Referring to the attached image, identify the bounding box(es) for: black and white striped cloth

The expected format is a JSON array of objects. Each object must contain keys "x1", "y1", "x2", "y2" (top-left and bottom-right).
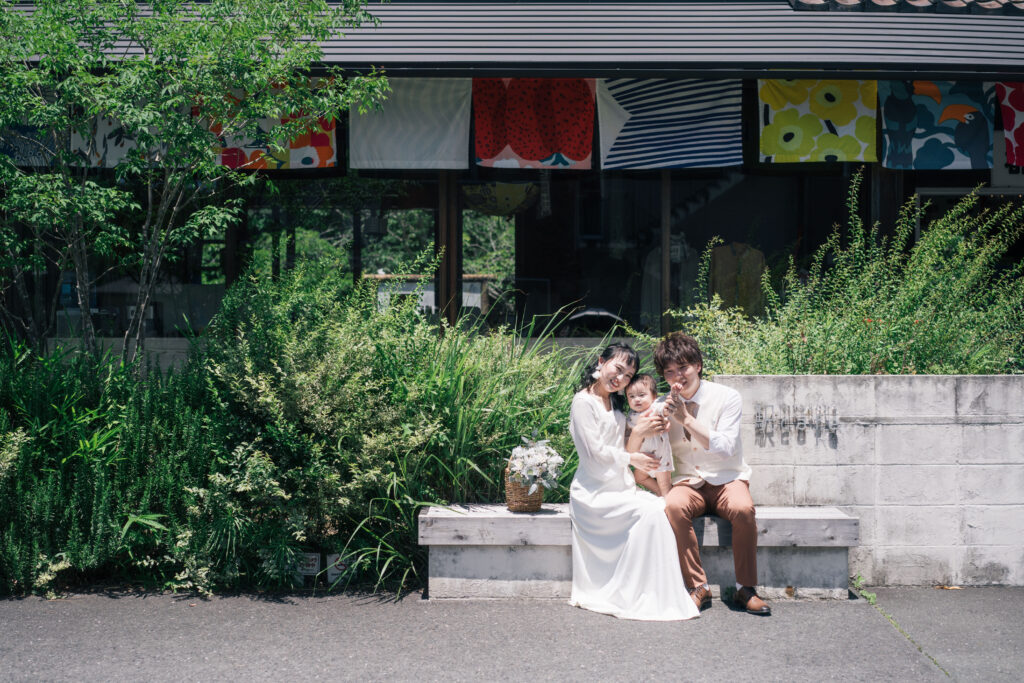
[{"x1": 597, "y1": 79, "x2": 743, "y2": 170}]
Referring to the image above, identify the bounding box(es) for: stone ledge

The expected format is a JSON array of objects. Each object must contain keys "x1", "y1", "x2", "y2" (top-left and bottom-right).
[
  {"x1": 419, "y1": 504, "x2": 859, "y2": 548},
  {"x1": 421, "y1": 504, "x2": 859, "y2": 599}
]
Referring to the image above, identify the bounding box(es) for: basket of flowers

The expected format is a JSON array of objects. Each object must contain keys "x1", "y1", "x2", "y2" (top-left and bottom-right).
[{"x1": 505, "y1": 437, "x2": 564, "y2": 513}]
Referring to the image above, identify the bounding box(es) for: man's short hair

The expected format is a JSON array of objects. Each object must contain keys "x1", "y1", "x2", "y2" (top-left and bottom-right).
[
  {"x1": 653, "y1": 332, "x2": 704, "y2": 378},
  {"x1": 626, "y1": 373, "x2": 658, "y2": 396}
]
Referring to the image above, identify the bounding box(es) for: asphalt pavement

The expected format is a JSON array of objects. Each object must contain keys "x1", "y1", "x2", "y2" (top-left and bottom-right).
[{"x1": 1, "y1": 586, "x2": 1021, "y2": 682}]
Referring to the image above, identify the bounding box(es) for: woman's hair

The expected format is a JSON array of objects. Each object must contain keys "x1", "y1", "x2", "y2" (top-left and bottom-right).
[
  {"x1": 578, "y1": 342, "x2": 640, "y2": 412},
  {"x1": 653, "y1": 332, "x2": 704, "y2": 378}
]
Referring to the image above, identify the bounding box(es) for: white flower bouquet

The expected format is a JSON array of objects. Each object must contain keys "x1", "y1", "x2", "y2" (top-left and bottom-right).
[{"x1": 507, "y1": 437, "x2": 564, "y2": 496}]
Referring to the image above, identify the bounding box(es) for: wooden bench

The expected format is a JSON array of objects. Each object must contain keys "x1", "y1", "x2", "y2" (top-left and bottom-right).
[{"x1": 418, "y1": 504, "x2": 858, "y2": 600}]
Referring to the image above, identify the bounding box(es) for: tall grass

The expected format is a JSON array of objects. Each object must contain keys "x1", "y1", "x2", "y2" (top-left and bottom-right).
[{"x1": 668, "y1": 174, "x2": 1024, "y2": 375}]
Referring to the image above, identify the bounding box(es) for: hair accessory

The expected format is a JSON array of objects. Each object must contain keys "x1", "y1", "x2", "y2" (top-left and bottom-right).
[{"x1": 591, "y1": 369, "x2": 601, "y2": 380}]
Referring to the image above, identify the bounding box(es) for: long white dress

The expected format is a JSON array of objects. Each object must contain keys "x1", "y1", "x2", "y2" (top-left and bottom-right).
[{"x1": 568, "y1": 390, "x2": 699, "y2": 621}]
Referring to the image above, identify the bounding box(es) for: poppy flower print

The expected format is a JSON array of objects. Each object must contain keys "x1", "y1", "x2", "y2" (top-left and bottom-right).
[
  {"x1": 759, "y1": 80, "x2": 877, "y2": 163},
  {"x1": 995, "y1": 82, "x2": 1024, "y2": 166},
  {"x1": 474, "y1": 78, "x2": 595, "y2": 170}
]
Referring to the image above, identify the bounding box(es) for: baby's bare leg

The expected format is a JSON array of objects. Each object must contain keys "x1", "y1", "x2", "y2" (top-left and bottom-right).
[
  {"x1": 655, "y1": 471, "x2": 673, "y2": 497},
  {"x1": 633, "y1": 468, "x2": 661, "y2": 495}
]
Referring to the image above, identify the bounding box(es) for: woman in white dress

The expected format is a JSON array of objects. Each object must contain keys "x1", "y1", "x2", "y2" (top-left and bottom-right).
[{"x1": 568, "y1": 343, "x2": 699, "y2": 621}]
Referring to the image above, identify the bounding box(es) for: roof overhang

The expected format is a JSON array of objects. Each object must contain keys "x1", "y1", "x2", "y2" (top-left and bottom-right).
[{"x1": 320, "y1": 0, "x2": 1024, "y2": 79}]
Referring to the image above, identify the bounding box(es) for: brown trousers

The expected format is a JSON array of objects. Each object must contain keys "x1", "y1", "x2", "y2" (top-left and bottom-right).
[{"x1": 664, "y1": 479, "x2": 757, "y2": 589}]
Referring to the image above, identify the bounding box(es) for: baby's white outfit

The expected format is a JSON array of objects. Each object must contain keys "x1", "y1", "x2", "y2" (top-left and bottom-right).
[{"x1": 626, "y1": 401, "x2": 673, "y2": 473}]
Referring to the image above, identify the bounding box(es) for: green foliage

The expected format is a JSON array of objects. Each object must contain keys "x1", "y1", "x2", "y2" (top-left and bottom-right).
[
  {"x1": 195, "y1": 252, "x2": 581, "y2": 592},
  {"x1": 0, "y1": 337, "x2": 226, "y2": 595},
  {"x1": 463, "y1": 212, "x2": 515, "y2": 281},
  {"x1": 852, "y1": 573, "x2": 876, "y2": 604},
  {"x1": 0, "y1": 252, "x2": 583, "y2": 596},
  {"x1": 361, "y1": 209, "x2": 436, "y2": 275},
  {"x1": 0, "y1": 0, "x2": 388, "y2": 356},
  {"x1": 669, "y1": 174, "x2": 1024, "y2": 375}
]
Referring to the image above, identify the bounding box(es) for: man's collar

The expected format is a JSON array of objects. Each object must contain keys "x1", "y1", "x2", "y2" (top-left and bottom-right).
[{"x1": 686, "y1": 379, "x2": 706, "y2": 404}]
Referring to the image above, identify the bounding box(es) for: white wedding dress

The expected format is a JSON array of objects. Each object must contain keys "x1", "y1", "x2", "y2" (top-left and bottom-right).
[{"x1": 568, "y1": 390, "x2": 699, "y2": 621}]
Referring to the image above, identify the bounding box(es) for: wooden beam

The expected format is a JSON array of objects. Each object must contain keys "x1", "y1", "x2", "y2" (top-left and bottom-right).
[
  {"x1": 224, "y1": 196, "x2": 250, "y2": 287},
  {"x1": 436, "y1": 171, "x2": 461, "y2": 327},
  {"x1": 871, "y1": 165, "x2": 904, "y2": 233},
  {"x1": 660, "y1": 169, "x2": 671, "y2": 335},
  {"x1": 351, "y1": 209, "x2": 362, "y2": 287}
]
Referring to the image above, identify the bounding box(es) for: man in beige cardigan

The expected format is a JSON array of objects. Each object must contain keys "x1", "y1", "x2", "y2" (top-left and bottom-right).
[{"x1": 655, "y1": 332, "x2": 771, "y2": 616}]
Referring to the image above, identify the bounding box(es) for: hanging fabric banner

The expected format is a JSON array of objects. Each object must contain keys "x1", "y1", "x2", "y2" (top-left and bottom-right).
[
  {"x1": 219, "y1": 119, "x2": 335, "y2": 170},
  {"x1": 349, "y1": 78, "x2": 470, "y2": 170},
  {"x1": 880, "y1": 81, "x2": 995, "y2": 170},
  {"x1": 474, "y1": 78, "x2": 595, "y2": 170},
  {"x1": 996, "y1": 82, "x2": 1024, "y2": 167},
  {"x1": 758, "y1": 79, "x2": 877, "y2": 163},
  {"x1": 70, "y1": 116, "x2": 137, "y2": 168},
  {"x1": 211, "y1": 102, "x2": 337, "y2": 170},
  {"x1": 0, "y1": 125, "x2": 60, "y2": 167},
  {"x1": 597, "y1": 79, "x2": 742, "y2": 169}
]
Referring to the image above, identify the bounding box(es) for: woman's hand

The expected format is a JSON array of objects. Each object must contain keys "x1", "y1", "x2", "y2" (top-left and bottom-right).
[
  {"x1": 631, "y1": 411, "x2": 667, "y2": 439},
  {"x1": 629, "y1": 451, "x2": 661, "y2": 473}
]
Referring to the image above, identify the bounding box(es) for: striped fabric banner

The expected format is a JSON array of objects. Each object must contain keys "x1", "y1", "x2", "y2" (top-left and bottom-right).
[
  {"x1": 597, "y1": 79, "x2": 743, "y2": 169},
  {"x1": 350, "y1": 78, "x2": 471, "y2": 169}
]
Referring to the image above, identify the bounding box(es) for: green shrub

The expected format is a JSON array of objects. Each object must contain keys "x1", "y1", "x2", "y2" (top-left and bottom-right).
[
  {"x1": 669, "y1": 174, "x2": 1024, "y2": 375},
  {"x1": 1, "y1": 260, "x2": 585, "y2": 595},
  {"x1": 192, "y1": 255, "x2": 583, "y2": 592},
  {"x1": 0, "y1": 340, "x2": 222, "y2": 595}
]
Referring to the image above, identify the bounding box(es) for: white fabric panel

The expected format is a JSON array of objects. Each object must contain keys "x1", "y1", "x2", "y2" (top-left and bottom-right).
[{"x1": 349, "y1": 78, "x2": 471, "y2": 169}]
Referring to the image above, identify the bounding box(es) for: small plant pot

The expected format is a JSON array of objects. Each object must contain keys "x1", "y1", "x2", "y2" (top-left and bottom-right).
[{"x1": 505, "y1": 467, "x2": 543, "y2": 513}]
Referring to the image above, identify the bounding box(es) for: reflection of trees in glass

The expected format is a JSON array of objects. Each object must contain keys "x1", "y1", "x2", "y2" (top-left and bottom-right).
[
  {"x1": 235, "y1": 176, "x2": 401, "y2": 281},
  {"x1": 361, "y1": 209, "x2": 434, "y2": 274},
  {"x1": 228, "y1": 179, "x2": 516, "y2": 317},
  {"x1": 463, "y1": 212, "x2": 513, "y2": 283},
  {"x1": 463, "y1": 212, "x2": 515, "y2": 318}
]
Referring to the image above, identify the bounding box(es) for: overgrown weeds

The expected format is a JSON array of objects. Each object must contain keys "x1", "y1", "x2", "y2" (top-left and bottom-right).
[{"x1": 664, "y1": 173, "x2": 1024, "y2": 375}]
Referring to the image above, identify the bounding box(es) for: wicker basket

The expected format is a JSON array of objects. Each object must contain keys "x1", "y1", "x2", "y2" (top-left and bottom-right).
[{"x1": 505, "y1": 467, "x2": 543, "y2": 513}]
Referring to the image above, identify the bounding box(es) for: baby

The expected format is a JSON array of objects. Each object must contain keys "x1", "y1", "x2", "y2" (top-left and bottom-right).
[{"x1": 625, "y1": 373, "x2": 674, "y2": 496}]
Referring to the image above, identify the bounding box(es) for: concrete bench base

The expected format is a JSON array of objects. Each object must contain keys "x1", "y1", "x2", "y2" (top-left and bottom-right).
[{"x1": 419, "y1": 504, "x2": 858, "y2": 600}]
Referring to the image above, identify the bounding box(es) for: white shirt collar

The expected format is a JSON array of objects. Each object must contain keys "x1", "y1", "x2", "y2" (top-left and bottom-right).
[{"x1": 686, "y1": 379, "x2": 707, "y2": 405}]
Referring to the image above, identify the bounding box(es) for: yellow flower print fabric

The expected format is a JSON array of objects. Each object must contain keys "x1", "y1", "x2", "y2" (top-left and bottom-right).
[{"x1": 759, "y1": 80, "x2": 878, "y2": 163}]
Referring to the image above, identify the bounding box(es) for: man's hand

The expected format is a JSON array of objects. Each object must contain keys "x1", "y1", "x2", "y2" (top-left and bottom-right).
[{"x1": 663, "y1": 382, "x2": 686, "y2": 422}]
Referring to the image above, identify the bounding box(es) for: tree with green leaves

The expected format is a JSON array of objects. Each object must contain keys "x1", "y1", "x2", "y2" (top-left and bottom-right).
[{"x1": 0, "y1": 0, "x2": 388, "y2": 360}]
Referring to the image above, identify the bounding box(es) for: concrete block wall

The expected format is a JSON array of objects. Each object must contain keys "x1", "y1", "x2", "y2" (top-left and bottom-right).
[
  {"x1": 48, "y1": 337, "x2": 192, "y2": 372},
  {"x1": 718, "y1": 375, "x2": 1024, "y2": 586}
]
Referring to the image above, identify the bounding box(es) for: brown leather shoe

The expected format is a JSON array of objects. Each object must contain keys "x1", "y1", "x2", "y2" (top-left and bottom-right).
[
  {"x1": 689, "y1": 584, "x2": 712, "y2": 611},
  {"x1": 735, "y1": 586, "x2": 771, "y2": 615}
]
